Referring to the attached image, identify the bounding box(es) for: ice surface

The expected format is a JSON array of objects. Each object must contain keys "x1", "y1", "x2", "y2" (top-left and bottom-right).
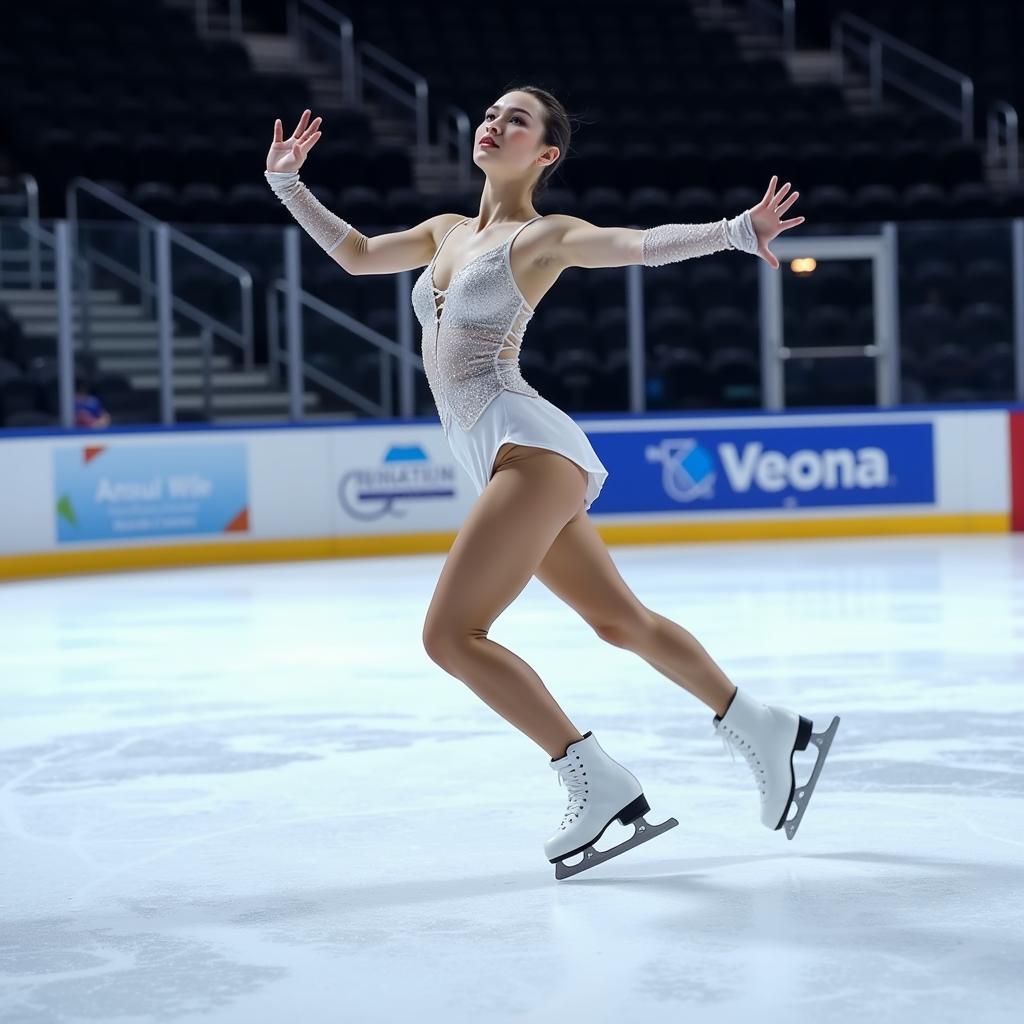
[{"x1": 1, "y1": 534, "x2": 1021, "y2": 1023}]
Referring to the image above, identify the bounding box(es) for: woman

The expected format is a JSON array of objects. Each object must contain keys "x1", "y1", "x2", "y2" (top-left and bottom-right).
[{"x1": 263, "y1": 87, "x2": 839, "y2": 878}]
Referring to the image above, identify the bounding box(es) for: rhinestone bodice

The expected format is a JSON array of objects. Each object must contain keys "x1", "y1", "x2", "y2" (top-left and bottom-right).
[{"x1": 411, "y1": 216, "x2": 542, "y2": 435}]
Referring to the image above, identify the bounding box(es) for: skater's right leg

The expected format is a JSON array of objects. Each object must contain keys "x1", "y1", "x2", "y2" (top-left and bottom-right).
[
  {"x1": 421, "y1": 443, "x2": 589, "y2": 761},
  {"x1": 533, "y1": 509, "x2": 737, "y2": 716}
]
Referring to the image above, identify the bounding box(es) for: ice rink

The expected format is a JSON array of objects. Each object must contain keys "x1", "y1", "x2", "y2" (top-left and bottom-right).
[{"x1": 1, "y1": 533, "x2": 1022, "y2": 1023}]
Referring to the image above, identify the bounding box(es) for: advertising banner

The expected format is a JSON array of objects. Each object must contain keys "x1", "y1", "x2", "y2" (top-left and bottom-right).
[
  {"x1": 53, "y1": 442, "x2": 249, "y2": 543},
  {"x1": 1011, "y1": 412, "x2": 1024, "y2": 532},
  {"x1": 592, "y1": 422, "x2": 936, "y2": 513}
]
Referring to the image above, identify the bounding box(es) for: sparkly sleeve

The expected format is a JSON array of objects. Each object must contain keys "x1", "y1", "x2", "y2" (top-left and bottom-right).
[
  {"x1": 264, "y1": 170, "x2": 354, "y2": 255},
  {"x1": 641, "y1": 209, "x2": 759, "y2": 267}
]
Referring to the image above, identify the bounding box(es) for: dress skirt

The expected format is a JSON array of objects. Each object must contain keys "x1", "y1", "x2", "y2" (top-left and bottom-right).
[{"x1": 445, "y1": 390, "x2": 609, "y2": 512}]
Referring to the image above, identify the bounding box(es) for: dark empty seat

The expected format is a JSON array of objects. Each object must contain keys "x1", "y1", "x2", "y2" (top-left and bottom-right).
[
  {"x1": 4, "y1": 408, "x2": 57, "y2": 427},
  {"x1": 804, "y1": 185, "x2": 853, "y2": 224},
  {"x1": 971, "y1": 343, "x2": 1013, "y2": 396},
  {"x1": 963, "y1": 260, "x2": 1011, "y2": 305},
  {"x1": 902, "y1": 303, "x2": 957, "y2": 356},
  {"x1": 655, "y1": 346, "x2": 714, "y2": 408},
  {"x1": 1, "y1": 377, "x2": 40, "y2": 415},
  {"x1": 903, "y1": 184, "x2": 946, "y2": 219},
  {"x1": 700, "y1": 306, "x2": 756, "y2": 353},
  {"x1": 957, "y1": 302, "x2": 1011, "y2": 348},
  {"x1": 647, "y1": 307, "x2": 698, "y2": 356}
]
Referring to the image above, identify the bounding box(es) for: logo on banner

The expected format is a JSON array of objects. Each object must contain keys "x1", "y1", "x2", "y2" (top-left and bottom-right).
[
  {"x1": 338, "y1": 443, "x2": 458, "y2": 520},
  {"x1": 645, "y1": 439, "x2": 717, "y2": 502},
  {"x1": 646, "y1": 438, "x2": 891, "y2": 502},
  {"x1": 633, "y1": 423, "x2": 933, "y2": 511}
]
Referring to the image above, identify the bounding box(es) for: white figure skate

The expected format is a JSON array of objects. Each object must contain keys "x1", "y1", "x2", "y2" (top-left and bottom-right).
[
  {"x1": 714, "y1": 688, "x2": 840, "y2": 839},
  {"x1": 546, "y1": 731, "x2": 678, "y2": 879}
]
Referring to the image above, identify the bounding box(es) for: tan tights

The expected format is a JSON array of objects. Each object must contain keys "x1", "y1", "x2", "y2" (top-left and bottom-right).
[{"x1": 422, "y1": 442, "x2": 738, "y2": 761}]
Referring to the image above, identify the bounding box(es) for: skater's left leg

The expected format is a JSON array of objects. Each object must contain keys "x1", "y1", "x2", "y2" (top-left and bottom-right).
[
  {"x1": 422, "y1": 443, "x2": 589, "y2": 760},
  {"x1": 533, "y1": 509, "x2": 737, "y2": 716}
]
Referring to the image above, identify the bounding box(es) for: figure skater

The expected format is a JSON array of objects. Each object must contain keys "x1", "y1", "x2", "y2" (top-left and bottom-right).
[{"x1": 263, "y1": 87, "x2": 840, "y2": 878}]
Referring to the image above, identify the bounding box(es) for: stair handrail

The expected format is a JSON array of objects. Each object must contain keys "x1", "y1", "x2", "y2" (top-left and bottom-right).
[
  {"x1": 987, "y1": 100, "x2": 1021, "y2": 185},
  {"x1": 438, "y1": 106, "x2": 472, "y2": 191},
  {"x1": 355, "y1": 41, "x2": 429, "y2": 154},
  {"x1": 0, "y1": 174, "x2": 42, "y2": 288},
  {"x1": 287, "y1": 0, "x2": 358, "y2": 106},
  {"x1": 267, "y1": 276, "x2": 421, "y2": 417},
  {"x1": 194, "y1": 0, "x2": 243, "y2": 38},
  {"x1": 65, "y1": 178, "x2": 255, "y2": 371},
  {"x1": 832, "y1": 11, "x2": 974, "y2": 141},
  {"x1": 287, "y1": 0, "x2": 429, "y2": 153}
]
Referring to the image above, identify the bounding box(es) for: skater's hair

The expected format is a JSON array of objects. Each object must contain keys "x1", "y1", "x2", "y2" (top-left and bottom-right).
[{"x1": 503, "y1": 84, "x2": 575, "y2": 199}]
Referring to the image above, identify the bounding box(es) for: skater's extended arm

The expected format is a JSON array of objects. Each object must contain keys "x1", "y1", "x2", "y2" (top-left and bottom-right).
[
  {"x1": 264, "y1": 109, "x2": 460, "y2": 277},
  {"x1": 546, "y1": 175, "x2": 805, "y2": 272}
]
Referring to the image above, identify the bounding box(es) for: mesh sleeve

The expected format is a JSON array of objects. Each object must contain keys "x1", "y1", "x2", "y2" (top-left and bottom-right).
[
  {"x1": 641, "y1": 209, "x2": 758, "y2": 267},
  {"x1": 264, "y1": 170, "x2": 354, "y2": 255}
]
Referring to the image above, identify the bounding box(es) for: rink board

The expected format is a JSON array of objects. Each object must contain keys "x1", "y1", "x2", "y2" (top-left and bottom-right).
[{"x1": 0, "y1": 405, "x2": 1016, "y2": 580}]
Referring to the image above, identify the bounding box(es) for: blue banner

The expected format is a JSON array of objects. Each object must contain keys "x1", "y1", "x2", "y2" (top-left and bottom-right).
[
  {"x1": 593, "y1": 423, "x2": 935, "y2": 512},
  {"x1": 54, "y1": 442, "x2": 250, "y2": 543}
]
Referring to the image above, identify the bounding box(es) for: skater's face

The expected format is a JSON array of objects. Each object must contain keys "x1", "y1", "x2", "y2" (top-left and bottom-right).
[{"x1": 474, "y1": 91, "x2": 559, "y2": 185}]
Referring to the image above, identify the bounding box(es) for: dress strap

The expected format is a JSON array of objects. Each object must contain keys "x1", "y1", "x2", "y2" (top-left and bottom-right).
[
  {"x1": 432, "y1": 217, "x2": 469, "y2": 263},
  {"x1": 505, "y1": 214, "x2": 543, "y2": 249}
]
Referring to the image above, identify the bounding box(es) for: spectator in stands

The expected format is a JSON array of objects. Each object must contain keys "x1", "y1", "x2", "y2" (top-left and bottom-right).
[{"x1": 74, "y1": 375, "x2": 111, "y2": 429}]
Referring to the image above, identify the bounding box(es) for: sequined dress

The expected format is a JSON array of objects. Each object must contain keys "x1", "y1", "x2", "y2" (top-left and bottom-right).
[{"x1": 411, "y1": 216, "x2": 608, "y2": 511}]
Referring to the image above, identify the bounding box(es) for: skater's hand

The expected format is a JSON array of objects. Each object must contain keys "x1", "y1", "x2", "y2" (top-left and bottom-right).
[
  {"x1": 266, "y1": 109, "x2": 322, "y2": 173},
  {"x1": 748, "y1": 175, "x2": 805, "y2": 270}
]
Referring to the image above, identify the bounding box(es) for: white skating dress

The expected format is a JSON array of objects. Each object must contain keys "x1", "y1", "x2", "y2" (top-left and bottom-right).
[{"x1": 411, "y1": 216, "x2": 609, "y2": 511}]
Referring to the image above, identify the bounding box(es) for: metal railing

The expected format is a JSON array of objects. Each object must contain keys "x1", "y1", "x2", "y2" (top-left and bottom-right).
[
  {"x1": 988, "y1": 100, "x2": 1021, "y2": 185},
  {"x1": 266, "y1": 227, "x2": 419, "y2": 420},
  {"x1": 759, "y1": 227, "x2": 902, "y2": 409},
  {"x1": 355, "y1": 42, "x2": 430, "y2": 154},
  {"x1": 0, "y1": 174, "x2": 42, "y2": 288},
  {"x1": 438, "y1": 105, "x2": 473, "y2": 191},
  {"x1": 66, "y1": 178, "x2": 254, "y2": 371},
  {"x1": 288, "y1": 0, "x2": 357, "y2": 105},
  {"x1": 832, "y1": 12, "x2": 974, "y2": 142},
  {"x1": 287, "y1": 0, "x2": 429, "y2": 154},
  {"x1": 8, "y1": 214, "x2": 1024, "y2": 427},
  {"x1": 194, "y1": 0, "x2": 243, "y2": 38}
]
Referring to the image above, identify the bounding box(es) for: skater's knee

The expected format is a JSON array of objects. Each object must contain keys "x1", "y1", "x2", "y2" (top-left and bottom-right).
[
  {"x1": 592, "y1": 604, "x2": 656, "y2": 649},
  {"x1": 422, "y1": 620, "x2": 485, "y2": 670}
]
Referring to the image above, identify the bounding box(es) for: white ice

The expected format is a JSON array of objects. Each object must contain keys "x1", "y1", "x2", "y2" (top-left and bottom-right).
[{"x1": 1, "y1": 534, "x2": 1022, "y2": 1023}]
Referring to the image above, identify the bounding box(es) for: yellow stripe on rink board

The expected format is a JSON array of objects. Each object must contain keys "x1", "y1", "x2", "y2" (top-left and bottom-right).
[{"x1": 0, "y1": 512, "x2": 1010, "y2": 582}]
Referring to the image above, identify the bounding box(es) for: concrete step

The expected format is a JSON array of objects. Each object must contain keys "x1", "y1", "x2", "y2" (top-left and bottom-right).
[
  {"x1": 6, "y1": 303, "x2": 145, "y2": 320},
  {"x1": 243, "y1": 32, "x2": 303, "y2": 66},
  {"x1": 22, "y1": 320, "x2": 164, "y2": 338},
  {"x1": 0, "y1": 288, "x2": 119, "y2": 302},
  {"x1": 785, "y1": 49, "x2": 842, "y2": 81},
  {"x1": 86, "y1": 337, "x2": 207, "y2": 355},
  {"x1": 102, "y1": 354, "x2": 234, "y2": 373},
  {"x1": 211, "y1": 409, "x2": 354, "y2": 423},
  {"x1": 175, "y1": 390, "x2": 321, "y2": 412},
  {"x1": 129, "y1": 370, "x2": 272, "y2": 390}
]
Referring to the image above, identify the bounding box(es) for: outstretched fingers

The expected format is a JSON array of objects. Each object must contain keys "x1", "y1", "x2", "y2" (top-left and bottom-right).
[
  {"x1": 292, "y1": 109, "x2": 311, "y2": 139},
  {"x1": 775, "y1": 189, "x2": 799, "y2": 214}
]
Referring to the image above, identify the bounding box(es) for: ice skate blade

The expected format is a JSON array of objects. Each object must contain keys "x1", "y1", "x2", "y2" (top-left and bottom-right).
[
  {"x1": 553, "y1": 814, "x2": 679, "y2": 880},
  {"x1": 783, "y1": 715, "x2": 840, "y2": 840}
]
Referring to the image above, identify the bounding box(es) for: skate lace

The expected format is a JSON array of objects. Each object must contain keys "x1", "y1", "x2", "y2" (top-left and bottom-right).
[
  {"x1": 556, "y1": 763, "x2": 589, "y2": 829},
  {"x1": 717, "y1": 724, "x2": 768, "y2": 800}
]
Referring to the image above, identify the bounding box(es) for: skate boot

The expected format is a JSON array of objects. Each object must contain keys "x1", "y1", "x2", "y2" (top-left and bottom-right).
[
  {"x1": 545, "y1": 731, "x2": 678, "y2": 880},
  {"x1": 714, "y1": 688, "x2": 840, "y2": 839}
]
